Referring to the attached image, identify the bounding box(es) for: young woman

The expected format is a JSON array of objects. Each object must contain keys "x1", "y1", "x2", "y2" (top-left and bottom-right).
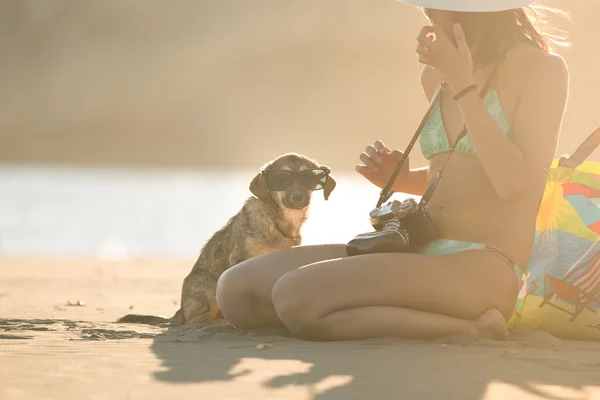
[{"x1": 215, "y1": 0, "x2": 570, "y2": 341}]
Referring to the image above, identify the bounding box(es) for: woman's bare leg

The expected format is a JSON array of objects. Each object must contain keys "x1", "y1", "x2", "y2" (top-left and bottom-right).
[
  {"x1": 310, "y1": 306, "x2": 507, "y2": 341},
  {"x1": 216, "y1": 244, "x2": 347, "y2": 328},
  {"x1": 270, "y1": 250, "x2": 518, "y2": 341}
]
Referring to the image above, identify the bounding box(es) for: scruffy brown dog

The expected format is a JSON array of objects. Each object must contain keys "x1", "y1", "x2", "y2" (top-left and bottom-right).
[{"x1": 117, "y1": 153, "x2": 335, "y2": 326}]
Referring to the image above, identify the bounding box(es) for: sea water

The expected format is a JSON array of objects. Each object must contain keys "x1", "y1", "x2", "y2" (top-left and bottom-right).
[{"x1": 0, "y1": 164, "x2": 400, "y2": 259}]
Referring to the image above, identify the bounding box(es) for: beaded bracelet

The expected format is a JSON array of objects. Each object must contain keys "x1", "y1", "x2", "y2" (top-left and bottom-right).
[{"x1": 453, "y1": 83, "x2": 478, "y2": 101}]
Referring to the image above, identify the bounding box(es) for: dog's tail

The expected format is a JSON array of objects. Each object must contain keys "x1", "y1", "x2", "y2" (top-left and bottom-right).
[{"x1": 116, "y1": 309, "x2": 186, "y2": 326}]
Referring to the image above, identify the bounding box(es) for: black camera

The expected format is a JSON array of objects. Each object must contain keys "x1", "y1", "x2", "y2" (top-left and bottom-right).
[{"x1": 346, "y1": 198, "x2": 438, "y2": 256}]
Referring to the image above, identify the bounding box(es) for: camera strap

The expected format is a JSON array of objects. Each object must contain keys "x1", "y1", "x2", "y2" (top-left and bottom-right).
[
  {"x1": 376, "y1": 62, "x2": 502, "y2": 209},
  {"x1": 375, "y1": 85, "x2": 441, "y2": 208}
]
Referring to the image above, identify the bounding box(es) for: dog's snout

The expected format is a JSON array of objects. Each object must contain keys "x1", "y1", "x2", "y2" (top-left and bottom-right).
[
  {"x1": 291, "y1": 193, "x2": 305, "y2": 204},
  {"x1": 281, "y1": 188, "x2": 310, "y2": 210}
]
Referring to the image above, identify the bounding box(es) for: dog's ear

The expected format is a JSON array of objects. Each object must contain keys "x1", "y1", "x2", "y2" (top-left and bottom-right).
[
  {"x1": 250, "y1": 171, "x2": 270, "y2": 201},
  {"x1": 323, "y1": 173, "x2": 337, "y2": 201}
]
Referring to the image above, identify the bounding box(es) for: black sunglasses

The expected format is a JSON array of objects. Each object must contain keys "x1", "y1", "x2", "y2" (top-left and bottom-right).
[{"x1": 260, "y1": 167, "x2": 331, "y2": 191}]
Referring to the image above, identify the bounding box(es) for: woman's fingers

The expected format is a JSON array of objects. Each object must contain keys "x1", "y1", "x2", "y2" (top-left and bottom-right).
[
  {"x1": 359, "y1": 152, "x2": 379, "y2": 171},
  {"x1": 357, "y1": 146, "x2": 407, "y2": 184},
  {"x1": 358, "y1": 141, "x2": 395, "y2": 175},
  {"x1": 365, "y1": 145, "x2": 382, "y2": 163},
  {"x1": 373, "y1": 140, "x2": 389, "y2": 154},
  {"x1": 378, "y1": 150, "x2": 405, "y2": 173},
  {"x1": 452, "y1": 23, "x2": 471, "y2": 57},
  {"x1": 432, "y1": 24, "x2": 452, "y2": 47},
  {"x1": 355, "y1": 164, "x2": 372, "y2": 176}
]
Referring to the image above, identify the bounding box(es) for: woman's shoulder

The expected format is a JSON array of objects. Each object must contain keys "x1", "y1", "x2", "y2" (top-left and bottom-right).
[{"x1": 510, "y1": 43, "x2": 569, "y2": 87}]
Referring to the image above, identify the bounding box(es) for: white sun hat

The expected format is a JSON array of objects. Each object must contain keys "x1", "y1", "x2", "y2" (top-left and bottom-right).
[{"x1": 399, "y1": 0, "x2": 534, "y2": 12}]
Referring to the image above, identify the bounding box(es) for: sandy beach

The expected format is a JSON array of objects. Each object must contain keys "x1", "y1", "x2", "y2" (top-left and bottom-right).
[
  {"x1": 1, "y1": 257, "x2": 599, "y2": 400},
  {"x1": 2, "y1": 1, "x2": 600, "y2": 398}
]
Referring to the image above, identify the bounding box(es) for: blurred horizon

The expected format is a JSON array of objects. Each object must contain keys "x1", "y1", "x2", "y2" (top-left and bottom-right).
[{"x1": 0, "y1": 0, "x2": 598, "y2": 173}]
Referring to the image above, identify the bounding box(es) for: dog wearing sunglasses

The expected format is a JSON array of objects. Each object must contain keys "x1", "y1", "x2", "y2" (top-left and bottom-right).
[{"x1": 117, "y1": 153, "x2": 335, "y2": 326}]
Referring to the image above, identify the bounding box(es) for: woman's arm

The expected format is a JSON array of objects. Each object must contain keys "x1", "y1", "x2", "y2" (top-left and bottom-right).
[
  {"x1": 455, "y1": 53, "x2": 569, "y2": 198},
  {"x1": 417, "y1": 24, "x2": 569, "y2": 199},
  {"x1": 357, "y1": 144, "x2": 430, "y2": 197},
  {"x1": 399, "y1": 167, "x2": 429, "y2": 196}
]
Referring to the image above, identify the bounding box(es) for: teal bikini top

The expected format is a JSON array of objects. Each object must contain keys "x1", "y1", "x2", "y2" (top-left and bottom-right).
[{"x1": 419, "y1": 86, "x2": 512, "y2": 160}]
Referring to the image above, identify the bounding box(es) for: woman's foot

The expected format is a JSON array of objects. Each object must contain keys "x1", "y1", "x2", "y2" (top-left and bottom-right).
[{"x1": 473, "y1": 309, "x2": 508, "y2": 340}]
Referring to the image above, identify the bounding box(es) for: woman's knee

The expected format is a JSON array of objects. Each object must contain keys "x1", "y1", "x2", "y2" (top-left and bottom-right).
[
  {"x1": 271, "y1": 272, "x2": 330, "y2": 339},
  {"x1": 216, "y1": 265, "x2": 259, "y2": 326}
]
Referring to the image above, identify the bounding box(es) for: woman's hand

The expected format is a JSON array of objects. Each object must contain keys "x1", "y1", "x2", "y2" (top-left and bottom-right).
[
  {"x1": 356, "y1": 141, "x2": 408, "y2": 191},
  {"x1": 416, "y1": 24, "x2": 475, "y2": 94}
]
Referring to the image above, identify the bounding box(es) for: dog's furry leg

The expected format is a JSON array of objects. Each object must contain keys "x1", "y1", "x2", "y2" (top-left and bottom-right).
[
  {"x1": 180, "y1": 268, "x2": 222, "y2": 324},
  {"x1": 178, "y1": 245, "x2": 250, "y2": 325}
]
